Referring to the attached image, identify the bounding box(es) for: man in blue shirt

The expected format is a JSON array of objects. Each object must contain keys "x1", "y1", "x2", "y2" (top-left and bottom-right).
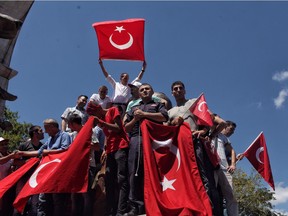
[{"x1": 37, "y1": 118, "x2": 71, "y2": 216}]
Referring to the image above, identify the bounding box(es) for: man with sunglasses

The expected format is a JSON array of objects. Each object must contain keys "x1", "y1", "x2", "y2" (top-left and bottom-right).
[{"x1": 168, "y1": 81, "x2": 221, "y2": 216}]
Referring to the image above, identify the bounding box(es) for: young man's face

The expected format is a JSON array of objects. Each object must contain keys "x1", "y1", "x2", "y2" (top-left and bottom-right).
[
  {"x1": 98, "y1": 87, "x2": 108, "y2": 99},
  {"x1": 35, "y1": 128, "x2": 44, "y2": 140},
  {"x1": 172, "y1": 84, "x2": 186, "y2": 99},
  {"x1": 130, "y1": 86, "x2": 139, "y2": 97},
  {"x1": 223, "y1": 125, "x2": 236, "y2": 137},
  {"x1": 68, "y1": 122, "x2": 77, "y2": 132},
  {"x1": 77, "y1": 96, "x2": 87, "y2": 108}
]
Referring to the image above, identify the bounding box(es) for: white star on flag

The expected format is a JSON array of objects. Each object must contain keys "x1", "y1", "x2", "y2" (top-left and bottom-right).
[
  {"x1": 115, "y1": 26, "x2": 125, "y2": 33},
  {"x1": 161, "y1": 176, "x2": 176, "y2": 191}
]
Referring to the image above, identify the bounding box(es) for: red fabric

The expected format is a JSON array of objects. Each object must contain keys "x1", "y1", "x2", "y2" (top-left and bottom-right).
[
  {"x1": 200, "y1": 138, "x2": 220, "y2": 169},
  {"x1": 86, "y1": 101, "x2": 102, "y2": 116},
  {"x1": 190, "y1": 94, "x2": 213, "y2": 127},
  {"x1": 243, "y1": 132, "x2": 275, "y2": 190},
  {"x1": 0, "y1": 157, "x2": 39, "y2": 199},
  {"x1": 13, "y1": 117, "x2": 95, "y2": 213},
  {"x1": 141, "y1": 120, "x2": 212, "y2": 216},
  {"x1": 103, "y1": 107, "x2": 129, "y2": 154},
  {"x1": 93, "y1": 18, "x2": 145, "y2": 61}
]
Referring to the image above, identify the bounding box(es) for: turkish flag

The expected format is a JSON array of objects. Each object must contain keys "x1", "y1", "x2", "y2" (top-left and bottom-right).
[
  {"x1": 13, "y1": 117, "x2": 95, "y2": 213},
  {"x1": 141, "y1": 120, "x2": 212, "y2": 216},
  {"x1": 92, "y1": 18, "x2": 145, "y2": 61},
  {"x1": 200, "y1": 137, "x2": 220, "y2": 169},
  {"x1": 243, "y1": 132, "x2": 275, "y2": 190},
  {"x1": 0, "y1": 157, "x2": 39, "y2": 198},
  {"x1": 189, "y1": 93, "x2": 213, "y2": 127}
]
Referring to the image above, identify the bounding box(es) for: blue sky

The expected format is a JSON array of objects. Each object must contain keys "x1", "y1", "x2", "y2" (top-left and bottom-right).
[{"x1": 7, "y1": 1, "x2": 288, "y2": 214}]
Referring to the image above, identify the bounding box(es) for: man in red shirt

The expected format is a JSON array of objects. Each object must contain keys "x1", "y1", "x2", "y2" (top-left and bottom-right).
[{"x1": 87, "y1": 102, "x2": 130, "y2": 216}]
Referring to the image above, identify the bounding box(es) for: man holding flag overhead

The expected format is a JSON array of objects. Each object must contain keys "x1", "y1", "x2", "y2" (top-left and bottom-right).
[
  {"x1": 168, "y1": 81, "x2": 221, "y2": 216},
  {"x1": 93, "y1": 18, "x2": 146, "y2": 112}
]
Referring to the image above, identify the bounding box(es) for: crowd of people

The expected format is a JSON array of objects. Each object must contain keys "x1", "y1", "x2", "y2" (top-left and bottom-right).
[{"x1": 0, "y1": 60, "x2": 240, "y2": 216}]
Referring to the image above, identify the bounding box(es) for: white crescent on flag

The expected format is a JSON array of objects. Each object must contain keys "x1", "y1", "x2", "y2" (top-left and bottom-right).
[
  {"x1": 256, "y1": 147, "x2": 264, "y2": 164},
  {"x1": 152, "y1": 138, "x2": 181, "y2": 171},
  {"x1": 197, "y1": 101, "x2": 207, "y2": 112},
  {"x1": 29, "y1": 158, "x2": 61, "y2": 188},
  {"x1": 109, "y1": 26, "x2": 133, "y2": 50}
]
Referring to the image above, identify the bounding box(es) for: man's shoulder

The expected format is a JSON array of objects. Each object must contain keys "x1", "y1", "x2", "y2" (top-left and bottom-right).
[
  {"x1": 128, "y1": 98, "x2": 141, "y2": 106},
  {"x1": 218, "y1": 133, "x2": 230, "y2": 143},
  {"x1": 18, "y1": 140, "x2": 31, "y2": 150},
  {"x1": 90, "y1": 94, "x2": 100, "y2": 100}
]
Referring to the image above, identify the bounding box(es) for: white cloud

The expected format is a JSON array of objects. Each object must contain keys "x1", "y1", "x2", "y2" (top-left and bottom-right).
[
  {"x1": 272, "y1": 182, "x2": 288, "y2": 205},
  {"x1": 274, "y1": 89, "x2": 288, "y2": 109},
  {"x1": 273, "y1": 209, "x2": 288, "y2": 216},
  {"x1": 272, "y1": 71, "x2": 288, "y2": 82}
]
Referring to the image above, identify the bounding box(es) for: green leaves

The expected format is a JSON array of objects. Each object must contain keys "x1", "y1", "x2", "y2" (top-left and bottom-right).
[{"x1": 0, "y1": 107, "x2": 32, "y2": 151}]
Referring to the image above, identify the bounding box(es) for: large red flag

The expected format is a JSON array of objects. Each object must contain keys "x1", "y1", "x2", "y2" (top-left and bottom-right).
[
  {"x1": 13, "y1": 117, "x2": 95, "y2": 213},
  {"x1": 141, "y1": 120, "x2": 212, "y2": 216},
  {"x1": 0, "y1": 157, "x2": 39, "y2": 198},
  {"x1": 243, "y1": 132, "x2": 275, "y2": 190},
  {"x1": 189, "y1": 93, "x2": 213, "y2": 127},
  {"x1": 92, "y1": 18, "x2": 145, "y2": 61}
]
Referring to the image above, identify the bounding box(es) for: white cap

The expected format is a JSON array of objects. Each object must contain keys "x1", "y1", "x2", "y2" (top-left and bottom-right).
[
  {"x1": 0, "y1": 137, "x2": 8, "y2": 142},
  {"x1": 128, "y1": 81, "x2": 142, "y2": 88}
]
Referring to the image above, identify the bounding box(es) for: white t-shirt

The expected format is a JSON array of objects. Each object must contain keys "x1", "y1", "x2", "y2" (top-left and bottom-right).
[
  {"x1": 89, "y1": 93, "x2": 112, "y2": 109},
  {"x1": 212, "y1": 133, "x2": 230, "y2": 170},
  {"x1": 106, "y1": 75, "x2": 139, "y2": 104}
]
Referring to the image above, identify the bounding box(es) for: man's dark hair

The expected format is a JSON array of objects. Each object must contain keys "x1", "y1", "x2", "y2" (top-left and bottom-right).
[
  {"x1": 78, "y1": 95, "x2": 88, "y2": 100},
  {"x1": 67, "y1": 114, "x2": 82, "y2": 125},
  {"x1": 28, "y1": 125, "x2": 42, "y2": 138},
  {"x1": 171, "y1": 81, "x2": 185, "y2": 91},
  {"x1": 120, "y1": 73, "x2": 129, "y2": 78},
  {"x1": 139, "y1": 83, "x2": 153, "y2": 91},
  {"x1": 226, "y1": 120, "x2": 237, "y2": 128}
]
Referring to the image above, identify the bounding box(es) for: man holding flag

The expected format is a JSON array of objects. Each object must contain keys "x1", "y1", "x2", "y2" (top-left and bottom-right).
[
  {"x1": 168, "y1": 81, "x2": 221, "y2": 215},
  {"x1": 212, "y1": 120, "x2": 239, "y2": 215},
  {"x1": 93, "y1": 18, "x2": 147, "y2": 115}
]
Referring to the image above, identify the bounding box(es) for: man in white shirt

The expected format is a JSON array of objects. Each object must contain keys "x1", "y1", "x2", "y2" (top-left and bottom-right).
[
  {"x1": 99, "y1": 59, "x2": 146, "y2": 106},
  {"x1": 89, "y1": 85, "x2": 112, "y2": 109}
]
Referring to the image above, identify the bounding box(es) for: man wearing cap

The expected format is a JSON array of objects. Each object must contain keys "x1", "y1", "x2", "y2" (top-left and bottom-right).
[
  {"x1": 99, "y1": 59, "x2": 146, "y2": 111},
  {"x1": 0, "y1": 137, "x2": 21, "y2": 215}
]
